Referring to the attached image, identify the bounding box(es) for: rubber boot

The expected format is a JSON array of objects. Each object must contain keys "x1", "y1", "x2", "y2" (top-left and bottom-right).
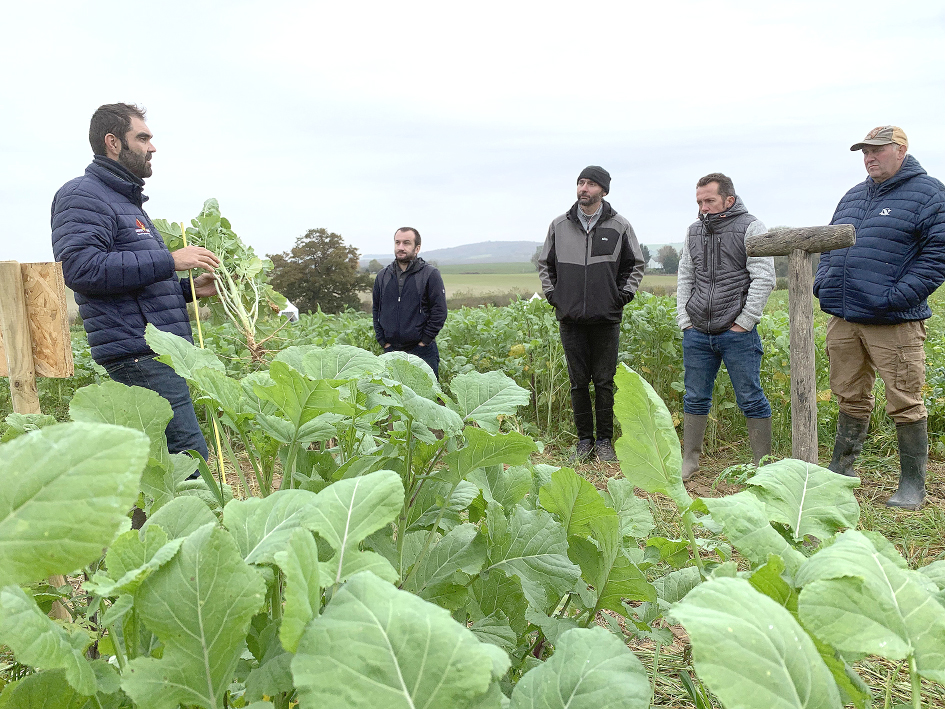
[
  {"x1": 828, "y1": 411, "x2": 870, "y2": 477},
  {"x1": 681, "y1": 414, "x2": 709, "y2": 481},
  {"x1": 886, "y1": 419, "x2": 928, "y2": 510},
  {"x1": 746, "y1": 417, "x2": 771, "y2": 467}
]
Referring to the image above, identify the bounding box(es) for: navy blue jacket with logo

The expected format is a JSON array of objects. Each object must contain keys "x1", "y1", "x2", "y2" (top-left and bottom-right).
[
  {"x1": 814, "y1": 155, "x2": 945, "y2": 325},
  {"x1": 372, "y1": 257, "x2": 447, "y2": 348},
  {"x1": 51, "y1": 156, "x2": 195, "y2": 364}
]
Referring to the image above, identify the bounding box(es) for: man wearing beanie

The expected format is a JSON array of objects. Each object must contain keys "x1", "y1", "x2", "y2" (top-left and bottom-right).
[
  {"x1": 815, "y1": 126, "x2": 945, "y2": 509},
  {"x1": 537, "y1": 166, "x2": 645, "y2": 462}
]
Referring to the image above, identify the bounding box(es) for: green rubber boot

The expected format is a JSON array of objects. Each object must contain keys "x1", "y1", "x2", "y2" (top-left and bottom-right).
[
  {"x1": 746, "y1": 417, "x2": 771, "y2": 467},
  {"x1": 681, "y1": 414, "x2": 709, "y2": 482},
  {"x1": 886, "y1": 419, "x2": 928, "y2": 511},
  {"x1": 828, "y1": 412, "x2": 870, "y2": 477}
]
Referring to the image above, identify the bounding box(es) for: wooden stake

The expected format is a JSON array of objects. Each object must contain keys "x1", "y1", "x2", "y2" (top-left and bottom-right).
[{"x1": 0, "y1": 261, "x2": 40, "y2": 414}]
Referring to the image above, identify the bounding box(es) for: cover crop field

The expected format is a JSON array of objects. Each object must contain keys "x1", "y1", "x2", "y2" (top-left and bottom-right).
[{"x1": 1, "y1": 287, "x2": 944, "y2": 709}]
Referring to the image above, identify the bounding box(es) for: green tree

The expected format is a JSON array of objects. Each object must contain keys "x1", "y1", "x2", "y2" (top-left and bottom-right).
[
  {"x1": 368, "y1": 259, "x2": 384, "y2": 273},
  {"x1": 657, "y1": 245, "x2": 680, "y2": 274},
  {"x1": 640, "y1": 244, "x2": 651, "y2": 268},
  {"x1": 268, "y1": 228, "x2": 373, "y2": 314},
  {"x1": 531, "y1": 245, "x2": 542, "y2": 271}
]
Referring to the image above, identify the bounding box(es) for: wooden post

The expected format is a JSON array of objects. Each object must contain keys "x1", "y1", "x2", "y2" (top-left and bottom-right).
[
  {"x1": 0, "y1": 261, "x2": 40, "y2": 413},
  {"x1": 0, "y1": 261, "x2": 72, "y2": 621},
  {"x1": 745, "y1": 225, "x2": 855, "y2": 462}
]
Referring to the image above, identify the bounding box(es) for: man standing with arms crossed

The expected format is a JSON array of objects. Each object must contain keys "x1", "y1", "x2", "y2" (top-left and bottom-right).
[
  {"x1": 676, "y1": 173, "x2": 776, "y2": 480},
  {"x1": 538, "y1": 166, "x2": 645, "y2": 462},
  {"x1": 52, "y1": 103, "x2": 219, "y2": 465},
  {"x1": 815, "y1": 126, "x2": 945, "y2": 509},
  {"x1": 372, "y1": 227, "x2": 448, "y2": 377}
]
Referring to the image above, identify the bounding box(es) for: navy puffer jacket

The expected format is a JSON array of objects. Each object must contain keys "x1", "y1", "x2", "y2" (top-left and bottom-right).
[
  {"x1": 814, "y1": 155, "x2": 945, "y2": 324},
  {"x1": 51, "y1": 157, "x2": 194, "y2": 364}
]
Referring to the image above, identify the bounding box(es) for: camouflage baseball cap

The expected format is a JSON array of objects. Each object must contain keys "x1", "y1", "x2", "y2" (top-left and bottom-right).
[{"x1": 850, "y1": 125, "x2": 908, "y2": 151}]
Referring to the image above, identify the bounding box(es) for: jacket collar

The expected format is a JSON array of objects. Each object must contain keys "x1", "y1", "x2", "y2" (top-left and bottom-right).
[
  {"x1": 389, "y1": 255, "x2": 427, "y2": 276},
  {"x1": 871, "y1": 154, "x2": 927, "y2": 194},
  {"x1": 567, "y1": 199, "x2": 615, "y2": 224},
  {"x1": 699, "y1": 195, "x2": 748, "y2": 234},
  {"x1": 87, "y1": 156, "x2": 149, "y2": 206}
]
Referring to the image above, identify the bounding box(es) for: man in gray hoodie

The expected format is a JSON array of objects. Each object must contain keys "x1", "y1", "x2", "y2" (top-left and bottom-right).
[{"x1": 676, "y1": 173, "x2": 776, "y2": 480}]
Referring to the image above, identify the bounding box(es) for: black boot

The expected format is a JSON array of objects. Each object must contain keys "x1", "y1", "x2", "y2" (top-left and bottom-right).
[
  {"x1": 886, "y1": 419, "x2": 928, "y2": 510},
  {"x1": 828, "y1": 412, "x2": 870, "y2": 477},
  {"x1": 746, "y1": 417, "x2": 772, "y2": 467}
]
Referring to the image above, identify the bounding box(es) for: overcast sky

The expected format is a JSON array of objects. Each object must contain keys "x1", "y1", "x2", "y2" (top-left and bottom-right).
[{"x1": 2, "y1": 0, "x2": 944, "y2": 265}]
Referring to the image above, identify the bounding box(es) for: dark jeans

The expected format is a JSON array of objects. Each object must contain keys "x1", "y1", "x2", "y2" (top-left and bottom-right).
[
  {"x1": 102, "y1": 354, "x2": 209, "y2": 460},
  {"x1": 682, "y1": 327, "x2": 771, "y2": 418},
  {"x1": 559, "y1": 321, "x2": 621, "y2": 441},
  {"x1": 390, "y1": 341, "x2": 440, "y2": 378}
]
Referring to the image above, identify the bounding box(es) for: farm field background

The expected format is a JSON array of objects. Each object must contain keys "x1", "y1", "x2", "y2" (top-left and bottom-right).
[{"x1": 2, "y1": 280, "x2": 945, "y2": 709}]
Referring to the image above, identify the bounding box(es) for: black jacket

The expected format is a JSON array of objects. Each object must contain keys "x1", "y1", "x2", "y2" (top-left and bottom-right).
[
  {"x1": 537, "y1": 200, "x2": 645, "y2": 322},
  {"x1": 372, "y1": 257, "x2": 447, "y2": 348}
]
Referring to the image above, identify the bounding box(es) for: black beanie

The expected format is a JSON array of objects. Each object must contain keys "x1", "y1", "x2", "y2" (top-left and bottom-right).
[{"x1": 578, "y1": 166, "x2": 611, "y2": 194}]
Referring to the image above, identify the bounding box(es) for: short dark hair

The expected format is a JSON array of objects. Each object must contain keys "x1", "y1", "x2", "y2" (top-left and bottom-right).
[
  {"x1": 696, "y1": 172, "x2": 735, "y2": 200},
  {"x1": 395, "y1": 227, "x2": 421, "y2": 247},
  {"x1": 89, "y1": 103, "x2": 147, "y2": 156}
]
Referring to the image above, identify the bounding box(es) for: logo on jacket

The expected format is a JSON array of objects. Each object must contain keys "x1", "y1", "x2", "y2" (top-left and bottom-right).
[
  {"x1": 880, "y1": 208, "x2": 891, "y2": 216},
  {"x1": 135, "y1": 218, "x2": 152, "y2": 236}
]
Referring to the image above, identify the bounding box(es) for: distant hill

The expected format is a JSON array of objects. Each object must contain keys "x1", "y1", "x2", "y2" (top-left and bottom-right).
[
  {"x1": 361, "y1": 239, "x2": 683, "y2": 267},
  {"x1": 361, "y1": 240, "x2": 542, "y2": 266}
]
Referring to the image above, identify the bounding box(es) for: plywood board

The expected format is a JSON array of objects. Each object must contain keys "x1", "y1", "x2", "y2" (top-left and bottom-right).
[{"x1": 0, "y1": 262, "x2": 74, "y2": 378}]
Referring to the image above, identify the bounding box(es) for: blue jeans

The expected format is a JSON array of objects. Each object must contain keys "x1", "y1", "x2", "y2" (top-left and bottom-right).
[
  {"x1": 102, "y1": 354, "x2": 209, "y2": 460},
  {"x1": 683, "y1": 327, "x2": 771, "y2": 418}
]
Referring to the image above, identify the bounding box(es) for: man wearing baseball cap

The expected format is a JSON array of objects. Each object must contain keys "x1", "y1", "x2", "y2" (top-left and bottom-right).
[
  {"x1": 537, "y1": 166, "x2": 645, "y2": 462},
  {"x1": 814, "y1": 126, "x2": 945, "y2": 509}
]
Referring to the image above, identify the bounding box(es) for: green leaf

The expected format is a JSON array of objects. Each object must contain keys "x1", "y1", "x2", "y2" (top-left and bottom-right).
[
  {"x1": 509, "y1": 626, "x2": 651, "y2": 709},
  {"x1": 273, "y1": 528, "x2": 321, "y2": 653},
  {"x1": 403, "y1": 524, "x2": 487, "y2": 609},
  {"x1": 275, "y1": 344, "x2": 381, "y2": 382},
  {"x1": 292, "y1": 571, "x2": 508, "y2": 709},
  {"x1": 121, "y1": 524, "x2": 267, "y2": 709},
  {"x1": 672, "y1": 577, "x2": 843, "y2": 709},
  {"x1": 223, "y1": 489, "x2": 320, "y2": 565},
  {"x1": 449, "y1": 370, "x2": 530, "y2": 433},
  {"x1": 484, "y1": 506, "x2": 582, "y2": 613},
  {"x1": 602, "y1": 477, "x2": 655, "y2": 540},
  {"x1": 612, "y1": 365, "x2": 690, "y2": 510},
  {"x1": 380, "y1": 353, "x2": 443, "y2": 401},
  {"x1": 69, "y1": 380, "x2": 172, "y2": 471},
  {"x1": 308, "y1": 470, "x2": 404, "y2": 585},
  {"x1": 1, "y1": 412, "x2": 59, "y2": 442},
  {"x1": 84, "y1": 526, "x2": 184, "y2": 597},
  {"x1": 142, "y1": 496, "x2": 218, "y2": 539},
  {"x1": 254, "y1": 361, "x2": 354, "y2": 426},
  {"x1": 468, "y1": 612, "x2": 518, "y2": 653},
  {"x1": 398, "y1": 383, "x2": 463, "y2": 435},
  {"x1": 468, "y1": 567, "x2": 530, "y2": 637},
  {"x1": 0, "y1": 669, "x2": 101, "y2": 709},
  {"x1": 746, "y1": 459, "x2": 860, "y2": 543},
  {"x1": 696, "y1": 492, "x2": 807, "y2": 576},
  {"x1": 145, "y1": 323, "x2": 226, "y2": 379},
  {"x1": 749, "y1": 554, "x2": 797, "y2": 609},
  {"x1": 796, "y1": 530, "x2": 945, "y2": 682},
  {"x1": 568, "y1": 516, "x2": 655, "y2": 614},
  {"x1": 467, "y1": 464, "x2": 531, "y2": 511},
  {"x1": 0, "y1": 423, "x2": 149, "y2": 585},
  {"x1": 0, "y1": 586, "x2": 95, "y2": 695},
  {"x1": 539, "y1": 467, "x2": 616, "y2": 538},
  {"x1": 448, "y1": 428, "x2": 538, "y2": 484}
]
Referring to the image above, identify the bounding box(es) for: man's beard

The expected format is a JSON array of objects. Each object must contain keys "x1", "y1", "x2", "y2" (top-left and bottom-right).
[{"x1": 118, "y1": 147, "x2": 153, "y2": 179}]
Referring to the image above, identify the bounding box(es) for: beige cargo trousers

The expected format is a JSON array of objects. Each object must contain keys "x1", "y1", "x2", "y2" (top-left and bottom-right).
[{"x1": 825, "y1": 317, "x2": 927, "y2": 423}]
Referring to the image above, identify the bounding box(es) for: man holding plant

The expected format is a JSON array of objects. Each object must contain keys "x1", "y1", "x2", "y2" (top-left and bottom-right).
[
  {"x1": 815, "y1": 126, "x2": 945, "y2": 510},
  {"x1": 372, "y1": 227, "x2": 448, "y2": 377},
  {"x1": 537, "y1": 166, "x2": 645, "y2": 463},
  {"x1": 51, "y1": 103, "x2": 219, "y2": 464},
  {"x1": 676, "y1": 173, "x2": 776, "y2": 481}
]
